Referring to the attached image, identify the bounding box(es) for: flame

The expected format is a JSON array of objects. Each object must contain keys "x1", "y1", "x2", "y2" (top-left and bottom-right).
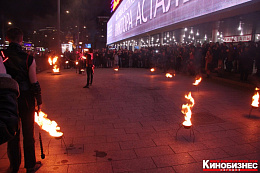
[
  {"x1": 182, "y1": 92, "x2": 195, "y2": 127},
  {"x1": 166, "y1": 73, "x2": 173, "y2": 78},
  {"x1": 114, "y1": 68, "x2": 119, "y2": 71},
  {"x1": 193, "y1": 77, "x2": 202, "y2": 86},
  {"x1": 150, "y1": 68, "x2": 155, "y2": 72},
  {"x1": 48, "y1": 57, "x2": 52, "y2": 65},
  {"x1": 53, "y1": 65, "x2": 60, "y2": 72},
  {"x1": 49, "y1": 56, "x2": 60, "y2": 73},
  {"x1": 53, "y1": 56, "x2": 58, "y2": 64},
  {"x1": 251, "y1": 88, "x2": 259, "y2": 108},
  {"x1": 35, "y1": 111, "x2": 63, "y2": 137}
]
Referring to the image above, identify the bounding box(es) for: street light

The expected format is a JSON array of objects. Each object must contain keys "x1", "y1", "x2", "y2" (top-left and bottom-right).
[{"x1": 1, "y1": 16, "x2": 13, "y2": 47}]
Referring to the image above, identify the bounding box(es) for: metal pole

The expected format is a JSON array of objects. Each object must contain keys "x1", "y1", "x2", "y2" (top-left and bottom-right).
[
  {"x1": 1, "y1": 15, "x2": 5, "y2": 48},
  {"x1": 39, "y1": 132, "x2": 45, "y2": 159},
  {"x1": 57, "y1": 0, "x2": 61, "y2": 56}
]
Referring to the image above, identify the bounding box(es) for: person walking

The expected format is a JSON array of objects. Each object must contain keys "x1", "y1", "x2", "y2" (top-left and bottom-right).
[
  {"x1": 83, "y1": 49, "x2": 94, "y2": 88},
  {"x1": 3, "y1": 27, "x2": 42, "y2": 173}
]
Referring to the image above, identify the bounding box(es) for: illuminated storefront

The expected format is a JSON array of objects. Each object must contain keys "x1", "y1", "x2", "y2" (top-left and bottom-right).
[{"x1": 107, "y1": 0, "x2": 260, "y2": 49}]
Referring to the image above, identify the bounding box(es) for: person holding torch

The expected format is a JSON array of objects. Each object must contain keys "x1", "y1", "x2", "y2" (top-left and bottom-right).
[
  {"x1": 83, "y1": 48, "x2": 94, "y2": 88},
  {"x1": 3, "y1": 28, "x2": 42, "y2": 173}
]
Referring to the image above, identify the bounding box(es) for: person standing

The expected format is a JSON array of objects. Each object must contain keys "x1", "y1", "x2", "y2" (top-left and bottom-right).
[
  {"x1": 83, "y1": 49, "x2": 94, "y2": 88},
  {"x1": 0, "y1": 55, "x2": 19, "y2": 145},
  {"x1": 3, "y1": 28, "x2": 42, "y2": 173},
  {"x1": 205, "y1": 46, "x2": 213, "y2": 78},
  {"x1": 239, "y1": 46, "x2": 252, "y2": 81},
  {"x1": 226, "y1": 44, "x2": 235, "y2": 72}
]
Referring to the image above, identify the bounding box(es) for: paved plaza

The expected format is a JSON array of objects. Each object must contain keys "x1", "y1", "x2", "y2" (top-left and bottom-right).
[{"x1": 0, "y1": 68, "x2": 260, "y2": 173}]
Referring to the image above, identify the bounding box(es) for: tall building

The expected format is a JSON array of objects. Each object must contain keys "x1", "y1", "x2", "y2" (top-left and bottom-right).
[
  {"x1": 95, "y1": 16, "x2": 110, "y2": 49},
  {"x1": 107, "y1": 0, "x2": 260, "y2": 50},
  {"x1": 30, "y1": 27, "x2": 63, "y2": 52}
]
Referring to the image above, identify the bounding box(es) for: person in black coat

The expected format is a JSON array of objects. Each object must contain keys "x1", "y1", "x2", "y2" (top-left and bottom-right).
[
  {"x1": 239, "y1": 46, "x2": 253, "y2": 81},
  {"x1": 0, "y1": 55, "x2": 19, "y2": 145},
  {"x1": 3, "y1": 28, "x2": 42, "y2": 173}
]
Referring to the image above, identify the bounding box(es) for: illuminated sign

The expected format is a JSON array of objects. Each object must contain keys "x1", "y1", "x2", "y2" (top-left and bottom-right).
[
  {"x1": 224, "y1": 35, "x2": 252, "y2": 42},
  {"x1": 61, "y1": 43, "x2": 73, "y2": 53},
  {"x1": 84, "y1": 44, "x2": 91, "y2": 48},
  {"x1": 111, "y1": 0, "x2": 122, "y2": 13},
  {"x1": 107, "y1": 0, "x2": 254, "y2": 44},
  {"x1": 24, "y1": 43, "x2": 32, "y2": 47}
]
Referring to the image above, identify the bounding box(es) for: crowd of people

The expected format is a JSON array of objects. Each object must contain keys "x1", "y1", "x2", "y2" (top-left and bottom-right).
[
  {"x1": 63, "y1": 41, "x2": 260, "y2": 81},
  {"x1": 24, "y1": 40, "x2": 260, "y2": 82},
  {"x1": 1, "y1": 27, "x2": 260, "y2": 173}
]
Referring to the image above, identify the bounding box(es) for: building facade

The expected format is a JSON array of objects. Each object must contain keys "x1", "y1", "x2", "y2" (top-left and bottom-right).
[
  {"x1": 95, "y1": 16, "x2": 110, "y2": 49},
  {"x1": 107, "y1": 0, "x2": 260, "y2": 50}
]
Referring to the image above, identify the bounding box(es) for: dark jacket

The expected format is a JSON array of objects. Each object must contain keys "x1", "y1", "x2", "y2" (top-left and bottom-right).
[
  {"x1": 0, "y1": 74, "x2": 19, "y2": 145},
  {"x1": 3, "y1": 42, "x2": 33, "y2": 91}
]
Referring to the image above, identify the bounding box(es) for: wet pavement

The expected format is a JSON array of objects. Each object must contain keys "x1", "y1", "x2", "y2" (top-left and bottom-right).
[{"x1": 0, "y1": 68, "x2": 259, "y2": 173}]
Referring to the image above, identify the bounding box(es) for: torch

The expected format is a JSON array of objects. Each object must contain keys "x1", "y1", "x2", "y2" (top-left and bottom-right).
[
  {"x1": 36, "y1": 111, "x2": 45, "y2": 159},
  {"x1": 176, "y1": 92, "x2": 195, "y2": 142},
  {"x1": 114, "y1": 66, "x2": 119, "y2": 73},
  {"x1": 52, "y1": 56, "x2": 60, "y2": 73},
  {"x1": 181, "y1": 92, "x2": 195, "y2": 129},
  {"x1": 165, "y1": 73, "x2": 173, "y2": 79},
  {"x1": 65, "y1": 60, "x2": 69, "y2": 69},
  {"x1": 193, "y1": 77, "x2": 202, "y2": 92},
  {"x1": 39, "y1": 131, "x2": 45, "y2": 159},
  {"x1": 35, "y1": 111, "x2": 64, "y2": 156},
  {"x1": 75, "y1": 61, "x2": 79, "y2": 73},
  {"x1": 249, "y1": 87, "x2": 259, "y2": 117}
]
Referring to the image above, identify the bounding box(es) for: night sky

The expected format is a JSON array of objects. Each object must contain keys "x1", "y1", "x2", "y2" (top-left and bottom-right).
[{"x1": 1, "y1": 0, "x2": 111, "y2": 39}]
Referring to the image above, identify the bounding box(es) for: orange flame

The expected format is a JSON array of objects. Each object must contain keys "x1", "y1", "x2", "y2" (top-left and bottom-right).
[
  {"x1": 251, "y1": 88, "x2": 259, "y2": 108},
  {"x1": 48, "y1": 56, "x2": 59, "y2": 73},
  {"x1": 48, "y1": 57, "x2": 52, "y2": 65},
  {"x1": 150, "y1": 68, "x2": 155, "y2": 72},
  {"x1": 53, "y1": 56, "x2": 58, "y2": 64},
  {"x1": 35, "y1": 111, "x2": 63, "y2": 137},
  {"x1": 182, "y1": 92, "x2": 195, "y2": 127},
  {"x1": 165, "y1": 73, "x2": 173, "y2": 78},
  {"x1": 53, "y1": 65, "x2": 60, "y2": 73},
  {"x1": 193, "y1": 77, "x2": 202, "y2": 86}
]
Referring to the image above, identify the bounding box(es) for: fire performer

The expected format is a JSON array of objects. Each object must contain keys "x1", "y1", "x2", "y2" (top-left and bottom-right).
[
  {"x1": 3, "y1": 28, "x2": 42, "y2": 173},
  {"x1": 83, "y1": 48, "x2": 94, "y2": 88}
]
